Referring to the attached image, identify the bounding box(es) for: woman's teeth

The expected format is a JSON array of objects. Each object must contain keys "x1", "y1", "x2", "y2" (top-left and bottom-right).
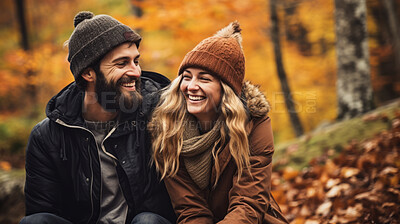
[{"x1": 188, "y1": 95, "x2": 205, "y2": 101}]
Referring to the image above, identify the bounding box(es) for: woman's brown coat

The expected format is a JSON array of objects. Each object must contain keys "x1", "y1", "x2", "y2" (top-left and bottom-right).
[{"x1": 164, "y1": 82, "x2": 288, "y2": 224}]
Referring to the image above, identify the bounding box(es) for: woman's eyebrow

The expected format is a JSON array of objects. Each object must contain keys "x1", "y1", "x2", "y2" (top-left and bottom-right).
[{"x1": 183, "y1": 69, "x2": 192, "y2": 74}]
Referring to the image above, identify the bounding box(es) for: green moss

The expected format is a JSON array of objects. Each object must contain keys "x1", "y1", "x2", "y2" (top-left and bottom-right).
[{"x1": 273, "y1": 100, "x2": 399, "y2": 170}]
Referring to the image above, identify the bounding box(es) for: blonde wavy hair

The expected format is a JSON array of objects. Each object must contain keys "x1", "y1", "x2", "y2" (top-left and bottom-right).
[{"x1": 148, "y1": 75, "x2": 251, "y2": 185}]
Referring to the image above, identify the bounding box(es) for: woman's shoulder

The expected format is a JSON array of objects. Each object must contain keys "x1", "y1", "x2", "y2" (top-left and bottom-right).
[
  {"x1": 247, "y1": 115, "x2": 274, "y2": 155},
  {"x1": 242, "y1": 81, "x2": 270, "y2": 119},
  {"x1": 241, "y1": 80, "x2": 272, "y2": 134},
  {"x1": 248, "y1": 115, "x2": 271, "y2": 133}
]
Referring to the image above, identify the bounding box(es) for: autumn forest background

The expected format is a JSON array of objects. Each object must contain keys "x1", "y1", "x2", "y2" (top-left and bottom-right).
[{"x1": 0, "y1": 0, "x2": 399, "y2": 223}]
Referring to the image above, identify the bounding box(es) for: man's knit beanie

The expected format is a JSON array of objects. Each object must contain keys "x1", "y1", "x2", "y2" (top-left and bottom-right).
[
  {"x1": 178, "y1": 21, "x2": 245, "y2": 95},
  {"x1": 67, "y1": 11, "x2": 141, "y2": 80}
]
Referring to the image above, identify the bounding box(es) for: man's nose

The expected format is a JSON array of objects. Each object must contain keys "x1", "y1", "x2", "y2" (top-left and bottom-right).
[{"x1": 126, "y1": 61, "x2": 141, "y2": 77}]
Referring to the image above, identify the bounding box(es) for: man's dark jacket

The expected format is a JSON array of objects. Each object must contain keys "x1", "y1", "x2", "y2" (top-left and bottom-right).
[{"x1": 24, "y1": 71, "x2": 176, "y2": 224}]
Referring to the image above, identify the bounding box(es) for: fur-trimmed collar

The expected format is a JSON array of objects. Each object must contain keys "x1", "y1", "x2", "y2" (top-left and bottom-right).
[{"x1": 242, "y1": 81, "x2": 270, "y2": 118}]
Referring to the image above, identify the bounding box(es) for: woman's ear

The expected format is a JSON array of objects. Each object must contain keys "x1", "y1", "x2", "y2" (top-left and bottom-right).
[{"x1": 81, "y1": 68, "x2": 96, "y2": 83}]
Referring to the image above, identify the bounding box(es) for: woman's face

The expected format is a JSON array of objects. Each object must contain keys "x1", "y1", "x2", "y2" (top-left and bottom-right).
[{"x1": 180, "y1": 68, "x2": 222, "y2": 123}]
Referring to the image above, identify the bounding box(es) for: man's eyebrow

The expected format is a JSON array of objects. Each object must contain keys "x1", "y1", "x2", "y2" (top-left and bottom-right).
[{"x1": 111, "y1": 54, "x2": 140, "y2": 63}]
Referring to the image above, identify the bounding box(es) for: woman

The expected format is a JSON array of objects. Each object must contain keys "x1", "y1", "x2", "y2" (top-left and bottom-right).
[{"x1": 149, "y1": 21, "x2": 288, "y2": 224}]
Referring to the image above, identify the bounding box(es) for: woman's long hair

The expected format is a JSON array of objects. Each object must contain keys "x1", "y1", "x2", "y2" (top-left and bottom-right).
[{"x1": 148, "y1": 76, "x2": 251, "y2": 185}]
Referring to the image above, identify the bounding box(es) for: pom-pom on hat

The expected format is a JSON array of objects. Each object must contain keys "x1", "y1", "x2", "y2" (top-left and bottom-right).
[
  {"x1": 178, "y1": 21, "x2": 245, "y2": 95},
  {"x1": 67, "y1": 11, "x2": 141, "y2": 80}
]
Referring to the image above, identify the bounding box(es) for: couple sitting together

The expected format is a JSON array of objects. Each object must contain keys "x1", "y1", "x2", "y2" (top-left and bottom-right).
[{"x1": 20, "y1": 11, "x2": 288, "y2": 224}]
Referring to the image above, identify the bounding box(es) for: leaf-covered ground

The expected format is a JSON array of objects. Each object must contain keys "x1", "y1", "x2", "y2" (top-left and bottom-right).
[
  {"x1": 1, "y1": 102, "x2": 399, "y2": 223},
  {"x1": 272, "y1": 112, "x2": 400, "y2": 223}
]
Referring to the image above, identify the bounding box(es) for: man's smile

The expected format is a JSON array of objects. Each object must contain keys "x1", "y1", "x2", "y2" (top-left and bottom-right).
[{"x1": 121, "y1": 81, "x2": 136, "y2": 91}]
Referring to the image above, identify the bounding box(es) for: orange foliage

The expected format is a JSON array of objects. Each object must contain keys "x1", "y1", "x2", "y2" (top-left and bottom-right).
[
  {"x1": 0, "y1": 161, "x2": 12, "y2": 171},
  {"x1": 128, "y1": 0, "x2": 339, "y2": 141},
  {"x1": 0, "y1": 0, "x2": 132, "y2": 113},
  {"x1": 0, "y1": 0, "x2": 397, "y2": 142}
]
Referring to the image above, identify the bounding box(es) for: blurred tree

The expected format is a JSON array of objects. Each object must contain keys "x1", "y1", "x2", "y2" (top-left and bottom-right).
[
  {"x1": 334, "y1": 0, "x2": 373, "y2": 120},
  {"x1": 131, "y1": 0, "x2": 144, "y2": 17},
  {"x1": 366, "y1": 0, "x2": 399, "y2": 103},
  {"x1": 131, "y1": 0, "x2": 143, "y2": 34},
  {"x1": 282, "y1": 0, "x2": 312, "y2": 57},
  {"x1": 1, "y1": 0, "x2": 396, "y2": 142},
  {"x1": 15, "y1": 0, "x2": 37, "y2": 117},
  {"x1": 382, "y1": 0, "x2": 400, "y2": 78},
  {"x1": 270, "y1": 0, "x2": 304, "y2": 137},
  {"x1": 15, "y1": 0, "x2": 29, "y2": 50}
]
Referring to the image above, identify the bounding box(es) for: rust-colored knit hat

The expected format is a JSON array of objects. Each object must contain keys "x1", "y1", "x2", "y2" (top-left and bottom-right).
[{"x1": 178, "y1": 21, "x2": 245, "y2": 94}]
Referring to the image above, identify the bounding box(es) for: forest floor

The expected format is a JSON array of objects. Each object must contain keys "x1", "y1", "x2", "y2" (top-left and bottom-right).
[
  {"x1": 273, "y1": 98, "x2": 400, "y2": 170},
  {"x1": 0, "y1": 99, "x2": 399, "y2": 223},
  {"x1": 272, "y1": 98, "x2": 400, "y2": 223}
]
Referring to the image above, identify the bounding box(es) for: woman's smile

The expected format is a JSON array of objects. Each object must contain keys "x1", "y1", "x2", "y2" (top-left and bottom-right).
[
  {"x1": 180, "y1": 68, "x2": 222, "y2": 123},
  {"x1": 187, "y1": 94, "x2": 206, "y2": 102}
]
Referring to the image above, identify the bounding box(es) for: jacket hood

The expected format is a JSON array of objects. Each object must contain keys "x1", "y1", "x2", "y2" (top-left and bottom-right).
[
  {"x1": 46, "y1": 82, "x2": 84, "y2": 125},
  {"x1": 46, "y1": 71, "x2": 170, "y2": 126},
  {"x1": 242, "y1": 81, "x2": 270, "y2": 118}
]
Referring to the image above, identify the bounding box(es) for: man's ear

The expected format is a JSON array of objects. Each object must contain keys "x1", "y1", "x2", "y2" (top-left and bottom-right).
[{"x1": 81, "y1": 68, "x2": 96, "y2": 82}]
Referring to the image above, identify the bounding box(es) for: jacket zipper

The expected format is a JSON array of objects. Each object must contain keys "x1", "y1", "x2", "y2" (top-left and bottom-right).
[
  {"x1": 87, "y1": 141, "x2": 95, "y2": 224},
  {"x1": 56, "y1": 119, "x2": 126, "y2": 224},
  {"x1": 55, "y1": 119, "x2": 99, "y2": 224},
  {"x1": 94, "y1": 125, "x2": 119, "y2": 224},
  {"x1": 101, "y1": 126, "x2": 118, "y2": 160}
]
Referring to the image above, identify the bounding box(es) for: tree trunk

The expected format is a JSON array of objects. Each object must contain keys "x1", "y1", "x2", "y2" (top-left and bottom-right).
[
  {"x1": 269, "y1": 0, "x2": 304, "y2": 137},
  {"x1": 334, "y1": 0, "x2": 373, "y2": 120},
  {"x1": 15, "y1": 0, "x2": 29, "y2": 50},
  {"x1": 131, "y1": 0, "x2": 144, "y2": 34},
  {"x1": 131, "y1": 0, "x2": 144, "y2": 17},
  {"x1": 382, "y1": 0, "x2": 400, "y2": 77},
  {"x1": 15, "y1": 0, "x2": 37, "y2": 117}
]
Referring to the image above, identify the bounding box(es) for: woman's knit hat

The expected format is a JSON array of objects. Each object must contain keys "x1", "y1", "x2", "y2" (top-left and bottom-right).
[
  {"x1": 67, "y1": 11, "x2": 141, "y2": 80},
  {"x1": 178, "y1": 21, "x2": 245, "y2": 95}
]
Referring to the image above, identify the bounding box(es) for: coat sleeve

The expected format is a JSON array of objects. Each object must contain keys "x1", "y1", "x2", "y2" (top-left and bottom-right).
[
  {"x1": 164, "y1": 162, "x2": 214, "y2": 224},
  {"x1": 218, "y1": 116, "x2": 288, "y2": 224},
  {"x1": 24, "y1": 122, "x2": 63, "y2": 216}
]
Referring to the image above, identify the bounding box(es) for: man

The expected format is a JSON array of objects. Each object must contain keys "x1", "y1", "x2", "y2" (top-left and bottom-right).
[{"x1": 20, "y1": 11, "x2": 175, "y2": 224}]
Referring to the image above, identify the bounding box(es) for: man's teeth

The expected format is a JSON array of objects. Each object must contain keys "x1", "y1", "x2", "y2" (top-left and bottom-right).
[
  {"x1": 188, "y1": 95, "x2": 205, "y2": 101},
  {"x1": 122, "y1": 82, "x2": 135, "y2": 87}
]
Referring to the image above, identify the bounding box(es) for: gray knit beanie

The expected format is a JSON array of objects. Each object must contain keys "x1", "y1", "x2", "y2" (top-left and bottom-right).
[{"x1": 67, "y1": 11, "x2": 141, "y2": 80}]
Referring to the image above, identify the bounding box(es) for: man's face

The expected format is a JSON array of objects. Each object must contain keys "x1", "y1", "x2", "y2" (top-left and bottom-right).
[{"x1": 95, "y1": 42, "x2": 142, "y2": 113}]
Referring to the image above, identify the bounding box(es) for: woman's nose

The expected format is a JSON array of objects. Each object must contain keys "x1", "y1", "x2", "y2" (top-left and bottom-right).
[{"x1": 187, "y1": 79, "x2": 199, "y2": 91}]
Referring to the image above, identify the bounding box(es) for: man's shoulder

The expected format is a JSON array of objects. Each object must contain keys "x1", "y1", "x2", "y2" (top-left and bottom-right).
[
  {"x1": 141, "y1": 71, "x2": 170, "y2": 89},
  {"x1": 29, "y1": 117, "x2": 61, "y2": 142},
  {"x1": 31, "y1": 117, "x2": 51, "y2": 134},
  {"x1": 28, "y1": 118, "x2": 54, "y2": 150},
  {"x1": 140, "y1": 71, "x2": 171, "y2": 115}
]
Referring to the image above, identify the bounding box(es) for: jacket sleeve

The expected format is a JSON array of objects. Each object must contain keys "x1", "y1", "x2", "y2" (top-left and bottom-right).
[
  {"x1": 24, "y1": 122, "x2": 63, "y2": 216},
  {"x1": 218, "y1": 116, "x2": 288, "y2": 224},
  {"x1": 164, "y1": 162, "x2": 214, "y2": 224}
]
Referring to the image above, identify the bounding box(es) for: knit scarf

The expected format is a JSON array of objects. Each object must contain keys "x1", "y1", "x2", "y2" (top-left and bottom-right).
[{"x1": 181, "y1": 115, "x2": 222, "y2": 190}]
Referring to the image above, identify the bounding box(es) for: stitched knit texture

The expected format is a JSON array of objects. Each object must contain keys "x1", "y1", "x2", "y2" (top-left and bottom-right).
[
  {"x1": 178, "y1": 21, "x2": 245, "y2": 94},
  {"x1": 67, "y1": 11, "x2": 141, "y2": 79},
  {"x1": 181, "y1": 116, "x2": 222, "y2": 189}
]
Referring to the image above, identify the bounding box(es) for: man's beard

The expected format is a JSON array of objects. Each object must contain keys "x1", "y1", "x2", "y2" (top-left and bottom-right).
[{"x1": 95, "y1": 70, "x2": 143, "y2": 113}]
